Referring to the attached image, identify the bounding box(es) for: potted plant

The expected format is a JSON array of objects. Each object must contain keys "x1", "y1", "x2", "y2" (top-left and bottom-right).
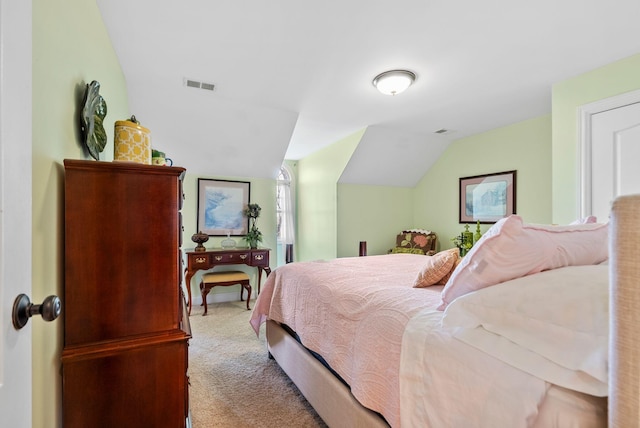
[
  {"x1": 451, "y1": 232, "x2": 473, "y2": 257},
  {"x1": 243, "y1": 203, "x2": 263, "y2": 249}
]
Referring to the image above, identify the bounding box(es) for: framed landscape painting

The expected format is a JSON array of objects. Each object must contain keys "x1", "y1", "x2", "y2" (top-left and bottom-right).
[
  {"x1": 197, "y1": 179, "x2": 250, "y2": 236},
  {"x1": 459, "y1": 170, "x2": 516, "y2": 223}
]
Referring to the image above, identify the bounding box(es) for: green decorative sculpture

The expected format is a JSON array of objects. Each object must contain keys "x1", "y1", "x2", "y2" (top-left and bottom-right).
[
  {"x1": 474, "y1": 220, "x2": 482, "y2": 244},
  {"x1": 462, "y1": 224, "x2": 473, "y2": 248},
  {"x1": 80, "y1": 80, "x2": 107, "y2": 160}
]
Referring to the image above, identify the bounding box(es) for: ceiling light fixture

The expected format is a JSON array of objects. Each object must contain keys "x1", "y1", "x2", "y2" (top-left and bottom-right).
[{"x1": 372, "y1": 69, "x2": 416, "y2": 96}]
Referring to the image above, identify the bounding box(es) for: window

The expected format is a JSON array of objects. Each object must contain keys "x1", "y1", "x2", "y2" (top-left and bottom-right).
[{"x1": 276, "y1": 164, "x2": 296, "y2": 260}]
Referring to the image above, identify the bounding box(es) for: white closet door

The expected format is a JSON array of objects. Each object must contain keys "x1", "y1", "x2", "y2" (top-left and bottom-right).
[{"x1": 590, "y1": 102, "x2": 640, "y2": 222}]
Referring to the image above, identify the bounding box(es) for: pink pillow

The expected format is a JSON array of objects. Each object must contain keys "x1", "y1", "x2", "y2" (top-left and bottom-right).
[
  {"x1": 413, "y1": 248, "x2": 458, "y2": 288},
  {"x1": 436, "y1": 252, "x2": 462, "y2": 285},
  {"x1": 438, "y1": 215, "x2": 608, "y2": 310}
]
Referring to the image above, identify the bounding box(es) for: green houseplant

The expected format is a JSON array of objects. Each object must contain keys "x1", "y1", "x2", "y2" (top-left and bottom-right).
[
  {"x1": 451, "y1": 230, "x2": 473, "y2": 257},
  {"x1": 243, "y1": 203, "x2": 263, "y2": 249}
]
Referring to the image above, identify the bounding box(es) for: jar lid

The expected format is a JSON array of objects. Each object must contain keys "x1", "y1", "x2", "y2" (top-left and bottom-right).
[{"x1": 115, "y1": 120, "x2": 150, "y2": 134}]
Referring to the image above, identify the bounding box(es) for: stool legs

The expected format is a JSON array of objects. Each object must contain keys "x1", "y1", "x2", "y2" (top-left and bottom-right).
[{"x1": 199, "y1": 279, "x2": 252, "y2": 315}]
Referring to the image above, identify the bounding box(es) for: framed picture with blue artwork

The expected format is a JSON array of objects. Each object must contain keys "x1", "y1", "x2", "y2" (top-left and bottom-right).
[
  {"x1": 197, "y1": 178, "x2": 250, "y2": 236},
  {"x1": 459, "y1": 170, "x2": 516, "y2": 224}
]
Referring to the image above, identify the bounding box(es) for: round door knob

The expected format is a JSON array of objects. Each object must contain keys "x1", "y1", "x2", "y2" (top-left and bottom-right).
[{"x1": 12, "y1": 294, "x2": 62, "y2": 330}]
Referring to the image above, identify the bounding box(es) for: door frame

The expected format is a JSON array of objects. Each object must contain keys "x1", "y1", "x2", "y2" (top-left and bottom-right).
[{"x1": 579, "y1": 89, "x2": 640, "y2": 217}]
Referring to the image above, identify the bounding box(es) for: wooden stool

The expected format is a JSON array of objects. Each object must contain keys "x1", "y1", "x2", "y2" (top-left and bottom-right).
[{"x1": 199, "y1": 271, "x2": 251, "y2": 315}]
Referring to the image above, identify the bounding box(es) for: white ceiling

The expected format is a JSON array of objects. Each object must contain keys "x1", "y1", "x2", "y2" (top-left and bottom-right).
[{"x1": 96, "y1": 0, "x2": 640, "y2": 186}]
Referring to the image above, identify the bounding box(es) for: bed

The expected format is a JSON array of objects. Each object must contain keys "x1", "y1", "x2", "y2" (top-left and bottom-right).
[{"x1": 250, "y1": 213, "x2": 617, "y2": 427}]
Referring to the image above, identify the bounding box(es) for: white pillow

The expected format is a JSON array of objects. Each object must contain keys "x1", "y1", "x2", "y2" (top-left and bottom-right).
[{"x1": 442, "y1": 265, "x2": 609, "y2": 396}]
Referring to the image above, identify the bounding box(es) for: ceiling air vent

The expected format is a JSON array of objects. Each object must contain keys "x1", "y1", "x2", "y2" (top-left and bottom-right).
[{"x1": 184, "y1": 78, "x2": 215, "y2": 92}]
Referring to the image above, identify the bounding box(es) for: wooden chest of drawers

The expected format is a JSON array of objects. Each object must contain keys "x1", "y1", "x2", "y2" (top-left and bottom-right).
[{"x1": 62, "y1": 160, "x2": 191, "y2": 427}]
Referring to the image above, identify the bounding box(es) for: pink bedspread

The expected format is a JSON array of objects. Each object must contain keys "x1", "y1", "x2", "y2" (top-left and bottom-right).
[{"x1": 250, "y1": 254, "x2": 443, "y2": 427}]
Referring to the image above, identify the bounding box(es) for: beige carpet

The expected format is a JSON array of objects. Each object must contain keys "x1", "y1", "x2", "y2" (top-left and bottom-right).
[{"x1": 188, "y1": 299, "x2": 328, "y2": 428}]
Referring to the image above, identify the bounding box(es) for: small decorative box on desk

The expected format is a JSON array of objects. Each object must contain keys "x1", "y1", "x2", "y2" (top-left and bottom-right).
[{"x1": 185, "y1": 247, "x2": 271, "y2": 315}]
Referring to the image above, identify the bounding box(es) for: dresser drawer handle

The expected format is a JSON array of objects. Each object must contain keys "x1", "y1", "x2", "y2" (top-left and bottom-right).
[
  {"x1": 239, "y1": 254, "x2": 247, "y2": 260},
  {"x1": 214, "y1": 256, "x2": 223, "y2": 261},
  {"x1": 255, "y1": 254, "x2": 264, "y2": 260},
  {"x1": 195, "y1": 257, "x2": 207, "y2": 264}
]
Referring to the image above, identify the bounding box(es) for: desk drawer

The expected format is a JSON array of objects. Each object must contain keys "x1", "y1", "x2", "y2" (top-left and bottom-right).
[
  {"x1": 251, "y1": 250, "x2": 269, "y2": 267},
  {"x1": 189, "y1": 254, "x2": 210, "y2": 266},
  {"x1": 211, "y1": 252, "x2": 251, "y2": 263}
]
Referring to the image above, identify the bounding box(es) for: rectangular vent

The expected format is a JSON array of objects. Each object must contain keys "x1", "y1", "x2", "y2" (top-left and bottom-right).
[{"x1": 184, "y1": 78, "x2": 215, "y2": 92}]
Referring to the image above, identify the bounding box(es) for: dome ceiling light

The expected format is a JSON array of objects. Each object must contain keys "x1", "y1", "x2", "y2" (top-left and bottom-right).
[{"x1": 372, "y1": 69, "x2": 416, "y2": 96}]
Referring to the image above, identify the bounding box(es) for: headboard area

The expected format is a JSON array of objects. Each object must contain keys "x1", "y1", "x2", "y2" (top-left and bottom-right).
[{"x1": 608, "y1": 194, "x2": 640, "y2": 427}]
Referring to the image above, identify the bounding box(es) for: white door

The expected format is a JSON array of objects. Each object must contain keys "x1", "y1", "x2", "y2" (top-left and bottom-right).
[
  {"x1": 0, "y1": 1, "x2": 33, "y2": 427},
  {"x1": 590, "y1": 102, "x2": 640, "y2": 221},
  {"x1": 580, "y1": 89, "x2": 640, "y2": 220}
]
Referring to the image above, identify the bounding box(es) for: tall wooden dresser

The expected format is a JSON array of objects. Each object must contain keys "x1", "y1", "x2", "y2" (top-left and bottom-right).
[{"x1": 62, "y1": 159, "x2": 191, "y2": 428}]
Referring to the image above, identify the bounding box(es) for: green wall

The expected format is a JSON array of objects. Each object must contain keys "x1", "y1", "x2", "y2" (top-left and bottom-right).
[
  {"x1": 413, "y1": 115, "x2": 552, "y2": 250},
  {"x1": 552, "y1": 53, "x2": 640, "y2": 224},
  {"x1": 32, "y1": 0, "x2": 129, "y2": 426},
  {"x1": 297, "y1": 117, "x2": 553, "y2": 260},
  {"x1": 337, "y1": 184, "x2": 414, "y2": 257},
  {"x1": 297, "y1": 129, "x2": 363, "y2": 260}
]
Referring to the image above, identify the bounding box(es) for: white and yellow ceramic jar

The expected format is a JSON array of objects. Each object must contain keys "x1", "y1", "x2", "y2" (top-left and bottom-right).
[{"x1": 114, "y1": 116, "x2": 151, "y2": 164}]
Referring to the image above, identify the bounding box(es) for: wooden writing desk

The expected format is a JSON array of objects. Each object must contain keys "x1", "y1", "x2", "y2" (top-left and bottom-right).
[{"x1": 185, "y1": 248, "x2": 271, "y2": 315}]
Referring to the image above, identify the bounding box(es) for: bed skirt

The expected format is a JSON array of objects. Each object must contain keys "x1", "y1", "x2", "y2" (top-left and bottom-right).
[{"x1": 266, "y1": 320, "x2": 389, "y2": 428}]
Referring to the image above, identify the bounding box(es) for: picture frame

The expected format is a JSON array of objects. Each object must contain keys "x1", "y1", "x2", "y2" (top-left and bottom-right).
[
  {"x1": 459, "y1": 170, "x2": 516, "y2": 224},
  {"x1": 197, "y1": 178, "x2": 250, "y2": 236}
]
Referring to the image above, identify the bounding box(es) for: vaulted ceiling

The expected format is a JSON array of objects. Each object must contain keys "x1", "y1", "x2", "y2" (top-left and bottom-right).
[{"x1": 96, "y1": 0, "x2": 640, "y2": 186}]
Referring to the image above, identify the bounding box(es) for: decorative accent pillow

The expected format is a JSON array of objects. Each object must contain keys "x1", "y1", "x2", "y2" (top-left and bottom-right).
[
  {"x1": 413, "y1": 248, "x2": 458, "y2": 288},
  {"x1": 436, "y1": 249, "x2": 462, "y2": 285},
  {"x1": 395, "y1": 232, "x2": 434, "y2": 253},
  {"x1": 438, "y1": 215, "x2": 608, "y2": 310}
]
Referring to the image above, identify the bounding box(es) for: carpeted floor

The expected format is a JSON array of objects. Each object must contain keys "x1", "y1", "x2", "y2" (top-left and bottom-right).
[{"x1": 188, "y1": 299, "x2": 328, "y2": 427}]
